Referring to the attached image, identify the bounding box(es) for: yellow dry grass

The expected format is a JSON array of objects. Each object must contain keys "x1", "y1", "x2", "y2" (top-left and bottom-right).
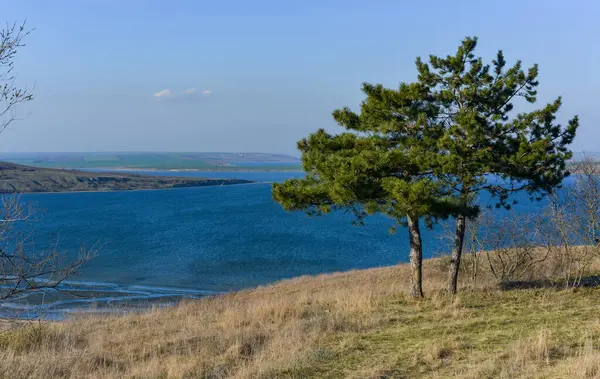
[{"x1": 0, "y1": 256, "x2": 599, "y2": 378}]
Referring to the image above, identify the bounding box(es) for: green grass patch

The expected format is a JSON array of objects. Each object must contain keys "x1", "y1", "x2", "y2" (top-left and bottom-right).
[{"x1": 283, "y1": 288, "x2": 600, "y2": 378}]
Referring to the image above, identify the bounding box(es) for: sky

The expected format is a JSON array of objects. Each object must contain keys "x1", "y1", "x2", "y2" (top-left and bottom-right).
[{"x1": 0, "y1": 0, "x2": 598, "y2": 156}]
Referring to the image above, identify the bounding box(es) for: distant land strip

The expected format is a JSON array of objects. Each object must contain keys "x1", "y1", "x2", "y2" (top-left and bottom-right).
[
  {"x1": 0, "y1": 162, "x2": 253, "y2": 194},
  {"x1": 100, "y1": 166, "x2": 304, "y2": 173},
  {"x1": 0, "y1": 152, "x2": 303, "y2": 171}
]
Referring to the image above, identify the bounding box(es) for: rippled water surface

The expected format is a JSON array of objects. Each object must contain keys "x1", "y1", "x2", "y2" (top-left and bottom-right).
[{"x1": 4, "y1": 171, "x2": 548, "y2": 319}]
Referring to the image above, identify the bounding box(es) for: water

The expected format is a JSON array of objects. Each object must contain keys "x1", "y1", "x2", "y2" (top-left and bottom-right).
[{"x1": 3, "y1": 171, "x2": 547, "y2": 319}]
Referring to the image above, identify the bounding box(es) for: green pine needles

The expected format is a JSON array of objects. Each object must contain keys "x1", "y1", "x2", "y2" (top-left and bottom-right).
[{"x1": 273, "y1": 36, "x2": 578, "y2": 298}]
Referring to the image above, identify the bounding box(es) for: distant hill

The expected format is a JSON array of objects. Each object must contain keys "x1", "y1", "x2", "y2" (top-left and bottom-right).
[
  {"x1": 571, "y1": 152, "x2": 600, "y2": 162},
  {"x1": 0, "y1": 162, "x2": 252, "y2": 193},
  {"x1": 0, "y1": 152, "x2": 302, "y2": 171}
]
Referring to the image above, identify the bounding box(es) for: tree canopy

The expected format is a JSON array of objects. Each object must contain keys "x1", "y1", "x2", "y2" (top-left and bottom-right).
[
  {"x1": 273, "y1": 81, "x2": 472, "y2": 226},
  {"x1": 416, "y1": 37, "x2": 577, "y2": 206}
]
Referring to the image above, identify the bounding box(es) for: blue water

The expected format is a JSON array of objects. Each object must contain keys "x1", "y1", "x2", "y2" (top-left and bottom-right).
[
  {"x1": 4, "y1": 171, "x2": 547, "y2": 319},
  {"x1": 227, "y1": 161, "x2": 300, "y2": 167}
]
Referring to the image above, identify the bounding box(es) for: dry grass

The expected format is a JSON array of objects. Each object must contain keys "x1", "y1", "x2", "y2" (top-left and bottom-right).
[{"x1": 0, "y1": 256, "x2": 600, "y2": 378}]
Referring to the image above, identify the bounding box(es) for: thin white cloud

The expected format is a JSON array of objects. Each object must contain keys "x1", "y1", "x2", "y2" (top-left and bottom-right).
[
  {"x1": 152, "y1": 88, "x2": 211, "y2": 100},
  {"x1": 153, "y1": 89, "x2": 172, "y2": 98}
]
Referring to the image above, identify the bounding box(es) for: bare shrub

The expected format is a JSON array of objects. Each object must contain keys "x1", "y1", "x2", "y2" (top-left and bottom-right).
[
  {"x1": 481, "y1": 212, "x2": 548, "y2": 283},
  {"x1": 538, "y1": 156, "x2": 600, "y2": 288},
  {"x1": 0, "y1": 195, "x2": 95, "y2": 305},
  {"x1": 436, "y1": 157, "x2": 600, "y2": 288},
  {"x1": 438, "y1": 210, "x2": 547, "y2": 285}
]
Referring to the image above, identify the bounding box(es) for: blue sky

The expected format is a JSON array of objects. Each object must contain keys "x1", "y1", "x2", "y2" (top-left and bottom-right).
[{"x1": 0, "y1": 0, "x2": 597, "y2": 156}]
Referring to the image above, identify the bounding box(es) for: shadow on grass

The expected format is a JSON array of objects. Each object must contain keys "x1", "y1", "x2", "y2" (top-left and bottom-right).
[{"x1": 499, "y1": 275, "x2": 600, "y2": 291}]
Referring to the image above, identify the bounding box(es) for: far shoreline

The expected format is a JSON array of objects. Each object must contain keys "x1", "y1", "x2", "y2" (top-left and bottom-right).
[
  {"x1": 19, "y1": 180, "x2": 263, "y2": 196},
  {"x1": 86, "y1": 167, "x2": 305, "y2": 173}
]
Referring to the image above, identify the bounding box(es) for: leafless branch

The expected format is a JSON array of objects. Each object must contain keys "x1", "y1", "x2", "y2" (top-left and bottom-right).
[
  {"x1": 0, "y1": 21, "x2": 34, "y2": 135},
  {"x1": 0, "y1": 194, "x2": 95, "y2": 314}
]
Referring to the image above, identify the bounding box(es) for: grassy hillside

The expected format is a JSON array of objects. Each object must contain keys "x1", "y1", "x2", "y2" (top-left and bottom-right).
[
  {"x1": 1, "y1": 256, "x2": 599, "y2": 378},
  {"x1": 0, "y1": 162, "x2": 252, "y2": 193},
  {"x1": 0, "y1": 152, "x2": 302, "y2": 171}
]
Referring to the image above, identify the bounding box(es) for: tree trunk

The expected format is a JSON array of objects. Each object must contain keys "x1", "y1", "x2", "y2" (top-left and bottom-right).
[
  {"x1": 447, "y1": 214, "x2": 466, "y2": 295},
  {"x1": 407, "y1": 214, "x2": 424, "y2": 299}
]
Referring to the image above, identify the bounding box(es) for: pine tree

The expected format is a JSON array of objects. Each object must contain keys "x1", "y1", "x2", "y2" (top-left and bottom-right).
[
  {"x1": 272, "y1": 83, "x2": 468, "y2": 298},
  {"x1": 414, "y1": 37, "x2": 579, "y2": 294},
  {"x1": 274, "y1": 37, "x2": 578, "y2": 297}
]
